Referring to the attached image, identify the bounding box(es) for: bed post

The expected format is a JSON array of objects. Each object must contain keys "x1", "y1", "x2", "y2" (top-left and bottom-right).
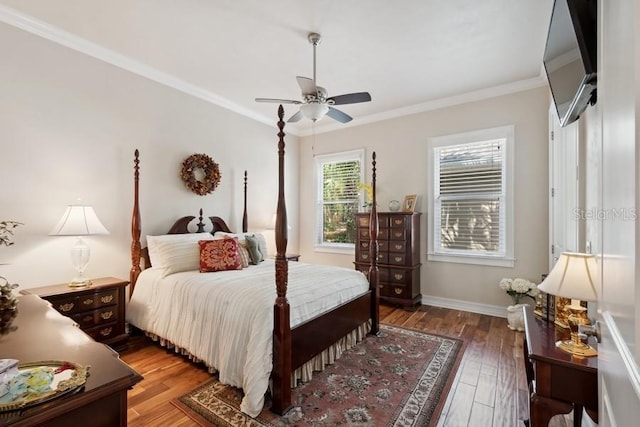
[
  {"x1": 271, "y1": 105, "x2": 292, "y2": 415},
  {"x1": 368, "y1": 152, "x2": 380, "y2": 335},
  {"x1": 242, "y1": 170, "x2": 248, "y2": 233},
  {"x1": 130, "y1": 149, "x2": 142, "y2": 297}
]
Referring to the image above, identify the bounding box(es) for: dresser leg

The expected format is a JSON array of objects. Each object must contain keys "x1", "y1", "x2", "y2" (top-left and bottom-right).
[{"x1": 531, "y1": 394, "x2": 573, "y2": 427}]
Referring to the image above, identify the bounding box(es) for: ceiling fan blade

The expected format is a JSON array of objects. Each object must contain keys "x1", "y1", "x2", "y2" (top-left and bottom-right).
[
  {"x1": 288, "y1": 110, "x2": 304, "y2": 123},
  {"x1": 326, "y1": 107, "x2": 353, "y2": 123},
  {"x1": 327, "y1": 92, "x2": 372, "y2": 105},
  {"x1": 255, "y1": 98, "x2": 301, "y2": 104},
  {"x1": 296, "y1": 76, "x2": 318, "y2": 96}
]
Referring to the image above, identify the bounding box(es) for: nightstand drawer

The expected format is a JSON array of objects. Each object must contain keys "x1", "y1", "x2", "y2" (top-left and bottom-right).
[
  {"x1": 78, "y1": 289, "x2": 119, "y2": 310},
  {"x1": 73, "y1": 306, "x2": 119, "y2": 328},
  {"x1": 85, "y1": 322, "x2": 124, "y2": 342}
]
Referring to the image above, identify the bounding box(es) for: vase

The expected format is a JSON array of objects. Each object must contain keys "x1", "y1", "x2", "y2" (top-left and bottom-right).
[{"x1": 506, "y1": 304, "x2": 527, "y2": 331}]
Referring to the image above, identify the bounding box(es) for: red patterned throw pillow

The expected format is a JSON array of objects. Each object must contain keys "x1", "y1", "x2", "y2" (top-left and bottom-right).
[{"x1": 199, "y1": 238, "x2": 242, "y2": 272}]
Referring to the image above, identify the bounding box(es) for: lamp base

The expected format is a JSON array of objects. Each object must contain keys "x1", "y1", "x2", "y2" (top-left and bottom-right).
[
  {"x1": 68, "y1": 278, "x2": 92, "y2": 288},
  {"x1": 556, "y1": 339, "x2": 597, "y2": 357}
]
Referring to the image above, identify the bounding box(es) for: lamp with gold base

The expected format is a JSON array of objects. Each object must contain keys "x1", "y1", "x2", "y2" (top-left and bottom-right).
[{"x1": 538, "y1": 252, "x2": 598, "y2": 357}]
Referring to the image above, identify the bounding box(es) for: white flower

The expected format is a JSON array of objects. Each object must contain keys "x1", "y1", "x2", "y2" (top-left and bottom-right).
[
  {"x1": 512, "y1": 278, "x2": 531, "y2": 293},
  {"x1": 499, "y1": 278, "x2": 512, "y2": 291},
  {"x1": 529, "y1": 286, "x2": 541, "y2": 297}
]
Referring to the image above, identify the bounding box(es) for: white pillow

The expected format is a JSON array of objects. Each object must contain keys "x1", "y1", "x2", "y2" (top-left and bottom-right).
[
  {"x1": 146, "y1": 233, "x2": 215, "y2": 276},
  {"x1": 214, "y1": 231, "x2": 246, "y2": 244}
]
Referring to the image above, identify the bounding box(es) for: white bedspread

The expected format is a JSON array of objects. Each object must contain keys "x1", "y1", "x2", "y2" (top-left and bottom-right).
[{"x1": 126, "y1": 260, "x2": 369, "y2": 417}]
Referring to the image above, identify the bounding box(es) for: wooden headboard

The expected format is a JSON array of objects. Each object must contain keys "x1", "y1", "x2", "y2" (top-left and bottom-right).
[{"x1": 130, "y1": 150, "x2": 249, "y2": 288}]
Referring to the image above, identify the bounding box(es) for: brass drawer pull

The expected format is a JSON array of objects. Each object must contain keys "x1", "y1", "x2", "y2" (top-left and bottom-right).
[
  {"x1": 362, "y1": 254, "x2": 369, "y2": 260},
  {"x1": 101, "y1": 295, "x2": 114, "y2": 304},
  {"x1": 362, "y1": 242, "x2": 369, "y2": 248},
  {"x1": 59, "y1": 303, "x2": 74, "y2": 312},
  {"x1": 394, "y1": 256, "x2": 402, "y2": 262},
  {"x1": 394, "y1": 273, "x2": 404, "y2": 280},
  {"x1": 82, "y1": 298, "x2": 94, "y2": 305},
  {"x1": 394, "y1": 287, "x2": 403, "y2": 295},
  {"x1": 394, "y1": 232, "x2": 403, "y2": 238},
  {"x1": 82, "y1": 315, "x2": 92, "y2": 323},
  {"x1": 100, "y1": 311, "x2": 114, "y2": 320},
  {"x1": 394, "y1": 244, "x2": 403, "y2": 250},
  {"x1": 100, "y1": 327, "x2": 113, "y2": 337}
]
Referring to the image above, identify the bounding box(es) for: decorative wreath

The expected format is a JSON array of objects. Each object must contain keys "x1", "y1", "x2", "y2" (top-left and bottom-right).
[{"x1": 180, "y1": 153, "x2": 221, "y2": 196}]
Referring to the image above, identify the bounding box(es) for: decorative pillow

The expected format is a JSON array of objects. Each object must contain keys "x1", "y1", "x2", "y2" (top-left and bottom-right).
[
  {"x1": 147, "y1": 233, "x2": 215, "y2": 276},
  {"x1": 253, "y1": 233, "x2": 269, "y2": 259},
  {"x1": 238, "y1": 243, "x2": 251, "y2": 268},
  {"x1": 199, "y1": 238, "x2": 242, "y2": 272},
  {"x1": 244, "y1": 234, "x2": 263, "y2": 264}
]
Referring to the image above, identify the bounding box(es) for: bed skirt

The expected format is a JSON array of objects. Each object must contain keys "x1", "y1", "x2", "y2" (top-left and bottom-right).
[{"x1": 143, "y1": 319, "x2": 371, "y2": 389}]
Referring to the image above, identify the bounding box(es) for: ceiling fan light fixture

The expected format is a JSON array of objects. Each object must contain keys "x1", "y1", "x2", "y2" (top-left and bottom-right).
[{"x1": 300, "y1": 103, "x2": 329, "y2": 122}]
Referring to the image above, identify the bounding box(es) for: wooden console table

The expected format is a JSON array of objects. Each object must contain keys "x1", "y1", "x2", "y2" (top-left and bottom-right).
[
  {"x1": 0, "y1": 294, "x2": 142, "y2": 426},
  {"x1": 523, "y1": 305, "x2": 598, "y2": 427}
]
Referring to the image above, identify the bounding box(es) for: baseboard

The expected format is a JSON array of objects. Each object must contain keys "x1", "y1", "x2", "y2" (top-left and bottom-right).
[{"x1": 421, "y1": 295, "x2": 510, "y2": 318}]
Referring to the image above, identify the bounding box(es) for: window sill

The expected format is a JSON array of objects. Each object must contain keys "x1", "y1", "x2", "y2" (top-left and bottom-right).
[
  {"x1": 428, "y1": 252, "x2": 515, "y2": 268},
  {"x1": 314, "y1": 245, "x2": 355, "y2": 256}
]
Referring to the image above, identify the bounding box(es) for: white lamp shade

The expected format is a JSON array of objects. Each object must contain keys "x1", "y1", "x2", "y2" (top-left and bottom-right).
[
  {"x1": 538, "y1": 252, "x2": 598, "y2": 301},
  {"x1": 50, "y1": 205, "x2": 109, "y2": 236},
  {"x1": 300, "y1": 103, "x2": 329, "y2": 121}
]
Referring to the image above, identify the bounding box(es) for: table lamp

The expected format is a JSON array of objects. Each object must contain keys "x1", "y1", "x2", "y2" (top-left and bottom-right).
[
  {"x1": 538, "y1": 252, "x2": 598, "y2": 357},
  {"x1": 50, "y1": 205, "x2": 109, "y2": 287}
]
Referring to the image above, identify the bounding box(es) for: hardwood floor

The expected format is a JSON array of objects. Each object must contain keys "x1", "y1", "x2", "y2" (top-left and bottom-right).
[{"x1": 121, "y1": 304, "x2": 576, "y2": 426}]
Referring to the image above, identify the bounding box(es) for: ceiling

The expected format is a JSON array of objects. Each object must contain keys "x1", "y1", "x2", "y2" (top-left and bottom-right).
[{"x1": 0, "y1": 0, "x2": 553, "y2": 136}]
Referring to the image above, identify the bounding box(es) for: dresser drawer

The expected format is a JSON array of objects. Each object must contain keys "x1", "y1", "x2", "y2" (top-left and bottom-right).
[
  {"x1": 388, "y1": 253, "x2": 406, "y2": 265},
  {"x1": 388, "y1": 268, "x2": 412, "y2": 285},
  {"x1": 388, "y1": 240, "x2": 407, "y2": 253},
  {"x1": 389, "y1": 216, "x2": 408, "y2": 228},
  {"x1": 357, "y1": 251, "x2": 372, "y2": 263},
  {"x1": 357, "y1": 216, "x2": 370, "y2": 228},
  {"x1": 358, "y1": 228, "x2": 370, "y2": 240},
  {"x1": 389, "y1": 228, "x2": 407, "y2": 240},
  {"x1": 381, "y1": 283, "x2": 411, "y2": 299}
]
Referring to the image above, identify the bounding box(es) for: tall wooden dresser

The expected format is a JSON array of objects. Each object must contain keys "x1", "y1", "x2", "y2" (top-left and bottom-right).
[{"x1": 355, "y1": 212, "x2": 422, "y2": 307}]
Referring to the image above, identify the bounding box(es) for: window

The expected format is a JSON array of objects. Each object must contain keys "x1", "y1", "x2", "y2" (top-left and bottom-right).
[
  {"x1": 428, "y1": 126, "x2": 514, "y2": 267},
  {"x1": 315, "y1": 149, "x2": 365, "y2": 252}
]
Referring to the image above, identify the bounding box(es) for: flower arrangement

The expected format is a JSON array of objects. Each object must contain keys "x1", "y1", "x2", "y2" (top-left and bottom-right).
[
  {"x1": 357, "y1": 182, "x2": 373, "y2": 208},
  {"x1": 499, "y1": 277, "x2": 540, "y2": 305}
]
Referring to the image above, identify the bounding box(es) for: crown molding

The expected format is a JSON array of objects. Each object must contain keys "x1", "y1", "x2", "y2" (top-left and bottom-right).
[
  {"x1": 0, "y1": 4, "x2": 284, "y2": 132},
  {"x1": 1, "y1": 4, "x2": 545, "y2": 139},
  {"x1": 297, "y1": 76, "x2": 547, "y2": 137}
]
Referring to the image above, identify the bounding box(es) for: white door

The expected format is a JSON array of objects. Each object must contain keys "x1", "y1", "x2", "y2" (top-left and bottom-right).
[
  {"x1": 549, "y1": 107, "x2": 579, "y2": 269},
  {"x1": 592, "y1": 1, "x2": 640, "y2": 426}
]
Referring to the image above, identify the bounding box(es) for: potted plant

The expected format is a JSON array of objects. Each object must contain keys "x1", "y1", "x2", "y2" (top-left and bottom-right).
[
  {"x1": 1, "y1": 220, "x2": 22, "y2": 334},
  {"x1": 499, "y1": 277, "x2": 540, "y2": 331}
]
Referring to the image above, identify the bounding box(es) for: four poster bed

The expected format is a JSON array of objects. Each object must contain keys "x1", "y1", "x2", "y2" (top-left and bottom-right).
[{"x1": 127, "y1": 106, "x2": 381, "y2": 417}]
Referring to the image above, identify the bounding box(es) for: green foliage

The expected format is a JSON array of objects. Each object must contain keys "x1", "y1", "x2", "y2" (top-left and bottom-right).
[{"x1": 0, "y1": 221, "x2": 22, "y2": 247}]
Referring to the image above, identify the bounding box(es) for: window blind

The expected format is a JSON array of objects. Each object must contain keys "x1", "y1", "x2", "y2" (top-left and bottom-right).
[
  {"x1": 434, "y1": 139, "x2": 505, "y2": 255},
  {"x1": 315, "y1": 152, "x2": 363, "y2": 246}
]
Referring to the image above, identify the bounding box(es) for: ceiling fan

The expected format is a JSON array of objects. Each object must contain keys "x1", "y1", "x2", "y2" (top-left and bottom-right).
[{"x1": 255, "y1": 32, "x2": 371, "y2": 123}]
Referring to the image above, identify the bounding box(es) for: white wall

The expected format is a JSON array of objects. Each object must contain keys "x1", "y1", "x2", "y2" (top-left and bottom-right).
[
  {"x1": 298, "y1": 87, "x2": 550, "y2": 311},
  {"x1": 0, "y1": 23, "x2": 299, "y2": 289}
]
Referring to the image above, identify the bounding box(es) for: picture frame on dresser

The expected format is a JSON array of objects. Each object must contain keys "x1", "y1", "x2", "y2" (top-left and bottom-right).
[{"x1": 402, "y1": 195, "x2": 417, "y2": 212}]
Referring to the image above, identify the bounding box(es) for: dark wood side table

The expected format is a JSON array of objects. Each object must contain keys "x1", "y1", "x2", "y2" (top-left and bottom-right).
[
  {"x1": 523, "y1": 305, "x2": 598, "y2": 427},
  {"x1": 0, "y1": 294, "x2": 142, "y2": 426},
  {"x1": 20, "y1": 277, "x2": 129, "y2": 352}
]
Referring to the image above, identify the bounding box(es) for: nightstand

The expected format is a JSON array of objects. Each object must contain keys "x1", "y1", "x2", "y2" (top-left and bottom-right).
[{"x1": 21, "y1": 277, "x2": 129, "y2": 351}]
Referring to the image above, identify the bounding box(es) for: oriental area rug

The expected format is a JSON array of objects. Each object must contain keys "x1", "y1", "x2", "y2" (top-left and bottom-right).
[{"x1": 172, "y1": 325, "x2": 464, "y2": 427}]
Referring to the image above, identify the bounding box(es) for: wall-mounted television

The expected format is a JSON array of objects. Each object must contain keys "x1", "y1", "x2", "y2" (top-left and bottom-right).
[{"x1": 544, "y1": 0, "x2": 597, "y2": 127}]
